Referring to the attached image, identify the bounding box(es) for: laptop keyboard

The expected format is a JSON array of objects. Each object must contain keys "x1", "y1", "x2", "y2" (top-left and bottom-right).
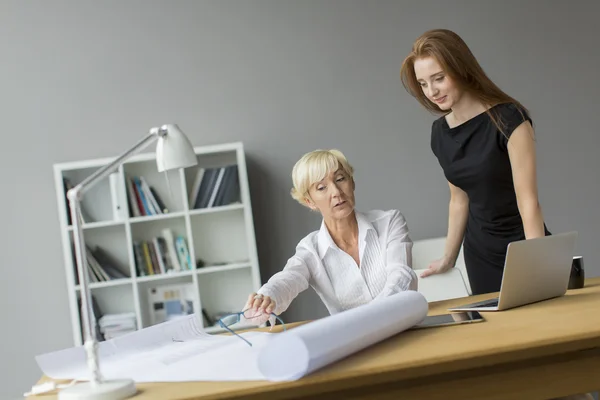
[
  {"x1": 471, "y1": 298, "x2": 499, "y2": 308},
  {"x1": 457, "y1": 297, "x2": 499, "y2": 308}
]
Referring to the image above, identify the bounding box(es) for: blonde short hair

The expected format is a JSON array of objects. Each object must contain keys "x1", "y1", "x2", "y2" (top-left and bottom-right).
[{"x1": 290, "y1": 149, "x2": 354, "y2": 206}]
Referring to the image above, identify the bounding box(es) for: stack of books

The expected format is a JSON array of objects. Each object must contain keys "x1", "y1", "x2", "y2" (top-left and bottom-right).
[
  {"x1": 73, "y1": 245, "x2": 129, "y2": 285},
  {"x1": 189, "y1": 164, "x2": 239, "y2": 209},
  {"x1": 132, "y1": 228, "x2": 193, "y2": 276},
  {"x1": 125, "y1": 174, "x2": 167, "y2": 217},
  {"x1": 98, "y1": 313, "x2": 137, "y2": 340}
]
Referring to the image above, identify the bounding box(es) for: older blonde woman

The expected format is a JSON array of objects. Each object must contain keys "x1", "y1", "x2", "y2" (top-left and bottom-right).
[{"x1": 242, "y1": 149, "x2": 418, "y2": 325}]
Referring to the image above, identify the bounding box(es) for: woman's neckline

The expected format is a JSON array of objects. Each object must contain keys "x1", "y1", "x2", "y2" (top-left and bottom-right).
[{"x1": 443, "y1": 103, "x2": 500, "y2": 130}]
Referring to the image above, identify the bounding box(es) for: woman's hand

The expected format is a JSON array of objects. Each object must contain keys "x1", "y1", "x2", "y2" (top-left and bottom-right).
[
  {"x1": 242, "y1": 293, "x2": 276, "y2": 325},
  {"x1": 420, "y1": 257, "x2": 454, "y2": 278}
]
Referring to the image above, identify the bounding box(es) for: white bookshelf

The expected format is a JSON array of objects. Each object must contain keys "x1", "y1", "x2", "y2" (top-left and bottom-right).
[{"x1": 54, "y1": 141, "x2": 262, "y2": 346}]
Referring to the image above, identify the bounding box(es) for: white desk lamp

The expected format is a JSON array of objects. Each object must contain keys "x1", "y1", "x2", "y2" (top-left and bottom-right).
[{"x1": 61, "y1": 124, "x2": 197, "y2": 399}]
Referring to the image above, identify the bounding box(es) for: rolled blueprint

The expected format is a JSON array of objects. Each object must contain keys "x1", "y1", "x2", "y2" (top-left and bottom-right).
[{"x1": 257, "y1": 290, "x2": 428, "y2": 381}]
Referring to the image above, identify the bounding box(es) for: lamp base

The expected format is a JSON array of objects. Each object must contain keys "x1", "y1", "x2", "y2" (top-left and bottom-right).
[{"x1": 58, "y1": 379, "x2": 136, "y2": 400}]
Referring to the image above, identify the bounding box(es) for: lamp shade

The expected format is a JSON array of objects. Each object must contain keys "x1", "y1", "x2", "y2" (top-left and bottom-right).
[{"x1": 155, "y1": 124, "x2": 198, "y2": 172}]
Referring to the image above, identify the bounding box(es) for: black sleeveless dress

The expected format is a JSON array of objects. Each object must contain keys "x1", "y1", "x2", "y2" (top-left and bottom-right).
[{"x1": 430, "y1": 103, "x2": 550, "y2": 295}]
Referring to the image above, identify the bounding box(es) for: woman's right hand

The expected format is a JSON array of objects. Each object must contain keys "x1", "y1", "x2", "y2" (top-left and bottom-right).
[
  {"x1": 242, "y1": 293, "x2": 276, "y2": 325},
  {"x1": 420, "y1": 257, "x2": 454, "y2": 278}
]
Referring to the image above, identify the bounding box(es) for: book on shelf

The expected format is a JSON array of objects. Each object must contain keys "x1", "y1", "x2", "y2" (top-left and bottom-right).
[
  {"x1": 133, "y1": 228, "x2": 193, "y2": 276},
  {"x1": 147, "y1": 282, "x2": 195, "y2": 326},
  {"x1": 126, "y1": 174, "x2": 168, "y2": 217},
  {"x1": 72, "y1": 244, "x2": 130, "y2": 285},
  {"x1": 109, "y1": 173, "x2": 128, "y2": 221},
  {"x1": 189, "y1": 164, "x2": 240, "y2": 209}
]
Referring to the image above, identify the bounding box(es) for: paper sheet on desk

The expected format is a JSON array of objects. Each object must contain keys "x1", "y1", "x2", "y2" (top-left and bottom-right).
[
  {"x1": 36, "y1": 290, "x2": 427, "y2": 382},
  {"x1": 36, "y1": 315, "x2": 269, "y2": 382}
]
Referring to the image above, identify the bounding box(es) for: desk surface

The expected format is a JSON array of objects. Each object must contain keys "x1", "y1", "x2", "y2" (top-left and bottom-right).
[{"x1": 31, "y1": 277, "x2": 600, "y2": 400}]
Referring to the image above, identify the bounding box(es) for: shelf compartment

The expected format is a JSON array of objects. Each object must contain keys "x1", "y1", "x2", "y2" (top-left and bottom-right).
[
  {"x1": 62, "y1": 167, "x2": 116, "y2": 225},
  {"x1": 189, "y1": 207, "x2": 249, "y2": 267},
  {"x1": 70, "y1": 224, "x2": 132, "y2": 285},
  {"x1": 130, "y1": 216, "x2": 194, "y2": 277},
  {"x1": 197, "y1": 265, "x2": 255, "y2": 331},
  {"x1": 89, "y1": 284, "x2": 135, "y2": 314},
  {"x1": 137, "y1": 274, "x2": 198, "y2": 329},
  {"x1": 122, "y1": 160, "x2": 186, "y2": 217},
  {"x1": 77, "y1": 284, "x2": 137, "y2": 342},
  {"x1": 184, "y1": 151, "x2": 241, "y2": 211}
]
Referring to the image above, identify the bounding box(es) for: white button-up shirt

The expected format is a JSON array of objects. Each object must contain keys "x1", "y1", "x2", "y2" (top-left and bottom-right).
[{"x1": 257, "y1": 209, "x2": 418, "y2": 316}]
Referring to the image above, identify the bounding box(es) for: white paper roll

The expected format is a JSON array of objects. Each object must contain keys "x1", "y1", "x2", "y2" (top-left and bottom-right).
[{"x1": 257, "y1": 290, "x2": 428, "y2": 381}]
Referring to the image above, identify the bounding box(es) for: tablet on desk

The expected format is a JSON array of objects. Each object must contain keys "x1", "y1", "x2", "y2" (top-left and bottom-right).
[
  {"x1": 415, "y1": 268, "x2": 470, "y2": 302},
  {"x1": 411, "y1": 311, "x2": 485, "y2": 329}
]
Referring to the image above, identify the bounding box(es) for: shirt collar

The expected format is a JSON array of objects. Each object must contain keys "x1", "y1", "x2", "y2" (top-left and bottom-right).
[{"x1": 317, "y1": 211, "x2": 375, "y2": 259}]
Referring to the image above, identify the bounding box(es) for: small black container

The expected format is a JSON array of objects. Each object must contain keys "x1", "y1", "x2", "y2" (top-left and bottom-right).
[{"x1": 568, "y1": 256, "x2": 585, "y2": 290}]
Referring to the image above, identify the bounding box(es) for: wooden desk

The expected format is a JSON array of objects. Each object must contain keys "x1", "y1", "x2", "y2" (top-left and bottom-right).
[{"x1": 31, "y1": 278, "x2": 600, "y2": 400}]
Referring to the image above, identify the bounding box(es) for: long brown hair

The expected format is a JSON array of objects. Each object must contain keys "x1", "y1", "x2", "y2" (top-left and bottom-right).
[{"x1": 400, "y1": 29, "x2": 530, "y2": 137}]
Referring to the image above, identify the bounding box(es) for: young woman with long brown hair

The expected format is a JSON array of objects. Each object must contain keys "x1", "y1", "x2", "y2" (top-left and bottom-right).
[{"x1": 400, "y1": 29, "x2": 552, "y2": 296}]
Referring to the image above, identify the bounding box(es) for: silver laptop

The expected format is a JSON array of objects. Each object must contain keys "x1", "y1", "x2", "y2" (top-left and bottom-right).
[{"x1": 448, "y1": 231, "x2": 577, "y2": 312}]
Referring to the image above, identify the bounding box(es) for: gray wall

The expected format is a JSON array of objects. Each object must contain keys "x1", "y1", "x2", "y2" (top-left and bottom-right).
[{"x1": 1, "y1": 0, "x2": 598, "y2": 397}]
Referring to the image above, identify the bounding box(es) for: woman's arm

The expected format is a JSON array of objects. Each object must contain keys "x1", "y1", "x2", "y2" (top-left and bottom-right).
[
  {"x1": 253, "y1": 253, "x2": 311, "y2": 316},
  {"x1": 375, "y1": 211, "x2": 417, "y2": 298},
  {"x1": 444, "y1": 181, "x2": 469, "y2": 265},
  {"x1": 507, "y1": 121, "x2": 546, "y2": 239},
  {"x1": 420, "y1": 181, "x2": 469, "y2": 277}
]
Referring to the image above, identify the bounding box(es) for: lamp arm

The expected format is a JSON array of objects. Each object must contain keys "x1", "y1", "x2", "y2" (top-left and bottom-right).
[
  {"x1": 66, "y1": 129, "x2": 161, "y2": 386},
  {"x1": 72, "y1": 130, "x2": 163, "y2": 197}
]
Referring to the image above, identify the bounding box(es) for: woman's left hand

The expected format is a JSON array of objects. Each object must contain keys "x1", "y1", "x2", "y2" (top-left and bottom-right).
[
  {"x1": 242, "y1": 293, "x2": 276, "y2": 326},
  {"x1": 420, "y1": 257, "x2": 453, "y2": 278}
]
